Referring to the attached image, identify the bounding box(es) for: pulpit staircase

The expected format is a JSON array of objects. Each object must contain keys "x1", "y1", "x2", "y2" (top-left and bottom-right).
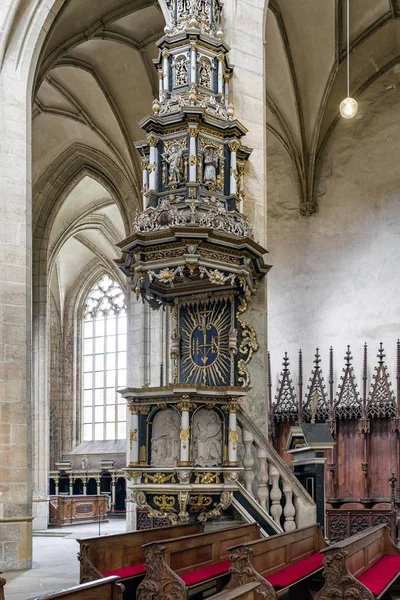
[{"x1": 230, "y1": 413, "x2": 316, "y2": 536}]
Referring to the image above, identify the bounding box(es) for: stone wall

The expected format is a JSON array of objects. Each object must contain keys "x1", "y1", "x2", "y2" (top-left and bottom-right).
[{"x1": 267, "y1": 84, "x2": 400, "y2": 384}]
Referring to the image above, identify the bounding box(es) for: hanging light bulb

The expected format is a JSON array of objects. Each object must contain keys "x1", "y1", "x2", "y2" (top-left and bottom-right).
[{"x1": 340, "y1": 0, "x2": 358, "y2": 119}]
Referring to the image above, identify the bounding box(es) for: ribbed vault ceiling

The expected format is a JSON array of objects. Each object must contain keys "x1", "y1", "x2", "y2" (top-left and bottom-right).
[
  {"x1": 266, "y1": 0, "x2": 400, "y2": 213},
  {"x1": 32, "y1": 0, "x2": 165, "y2": 317}
]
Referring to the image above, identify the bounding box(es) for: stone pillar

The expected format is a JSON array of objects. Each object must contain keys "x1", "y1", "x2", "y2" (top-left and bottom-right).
[
  {"x1": 188, "y1": 126, "x2": 197, "y2": 183},
  {"x1": 229, "y1": 140, "x2": 239, "y2": 196},
  {"x1": 82, "y1": 478, "x2": 87, "y2": 496},
  {"x1": 227, "y1": 404, "x2": 238, "y2": 465},
  {"x1": 55, "y1": 479, "x2": 59, "y2": 496},
  {"x1": 96, "y1": 477, "x2": 101, "y2": 496},
  {"x1": 217, "y1": 54, "x2": 224, "y2": 95},
  {"x1": 69, "y1": 478, "x2": 73, "y2": 496},
  {"x1": 190, "y1": 42, "x2": 197, "y2": 85},
  {"x1": 0, "y1": 39, "x2": 33, "y2": 572},
  {"x1": 162, "y1": 49, "x2": 170, "y2": 91},
  {"x1": 128, "y1": 407, "x2": 139, "y2": 466},
  {"x1": 142, "y1": 160, "x2": 148, "y2": 210},
  {"x1": 178, "y1": 398, "x2": 191, "y2": 466},
  {"x1": 148, "y1": 136, "x2": 158, "y2": 192},
  {"x1": 111, "y1": 477, "x2": 116, "y2": 511}
]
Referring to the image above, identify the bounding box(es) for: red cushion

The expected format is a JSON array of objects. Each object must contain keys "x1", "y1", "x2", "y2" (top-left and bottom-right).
[
  {"x1": 181, "y1": 560, "x2": 230, "y2": 587},
  {"x1": 266, "y1": 553, "x2": 324, "y2": 589},
  {"x1": 358, "y1": 555, "x2": 400, "y2": 596},
  {"x1": 103, "y1": 562, "x2": 146, "y2": 578}
]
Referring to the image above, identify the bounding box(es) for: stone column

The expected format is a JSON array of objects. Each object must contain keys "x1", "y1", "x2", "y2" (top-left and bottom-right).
[
  {"x1": 142, "y1": 159, "x2": 148, "y2": 210},
  {"x1": 148, "y1": 136, "x2": 158, "y2": 192},
  {"x1": 111, "y1": 476, "x2": 116, "y2": 511},
  {"x1": 227, "y1": 404, "x2": 238, "y2": 465},
  {"x1": 69, "y1": 477, "x2": 73, "y2": 496},
  {"x1": 96, "y1": 477, "x2": 101, "y2": 496},
  {"x1": 162, "y1": 49, "x2": 170, "y2": 92},
  {"x1": 188, "y1": 126, "x2": 198, "y2": 183},
  {"x1": 55, "y1": 479, "x2": 59, "y2": 496},
  {"x1": 229, "y1": 140, "x2": 239, "y2": 196},
  {"x1": 190, "y1": 42, "x2": 197, "y2": 85},
  {"x1": 178, "y1": 398, "x2": 191, "y2": 466},
  {"x1": 82, "y1": 478, "x2": 87, "y2": 496},
  {"x1": 217, "y1": 54, "x2": 224, "y2": 95},
  {"x1": 128, "y1": 406, "x2": 139, "y2": 466}
]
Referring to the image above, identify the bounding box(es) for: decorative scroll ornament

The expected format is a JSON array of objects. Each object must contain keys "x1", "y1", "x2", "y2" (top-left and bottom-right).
[
  {"x1": 236, "y1": 299, "x2": 258, "y2": 387},
  {"x1": 153, "y1": 495, "x2": 177, "y2": 512},
  {"x1": 226, "y1": 546, "x2": 277, "y2": 600},
  {"x1": 199, "y1": 203, "x2": 252, "y2": 237},
  {"x1": 143, "y1": 473, "x2": 176, "y2": 484},
  {"x1": 194, "y1": 472, "x2": 221, "y2": 484},
  {"x1": 137, "y1": 543, "x2": 187, "y2": 600},
  {"x1": 367, "y1": 343, "x2": 396, "y2": 418},
  {"x1": 273, "y1": 352, "x2": 297, "y2": 422},
  {"x1": 228, "y1": 428, "x2": 239, "y2": 449},
  {"x1": 334, "y1": 346, "x2": 362, "y2": 419},
  {"x1": 303, "y1": 348, "x2": 329, "y2": 422},
  {"x1": 314, "y1": 549, "x2": 374, "y2": 600},
  {"x1": 179, "y1": 427, "x2": 190, "y2": 448},
  {"x1": 196, "y1": 491, "x2": 232, "y2": 521},
  {"x1": 77, "y1": 544, "x2": 103, "y2": 583},
  {"x1": 188, "y1": 495, "x2": 213, "y2": 512},
  {"x1": 134, "y1": 490, "x2": 178, "y2": 523}
]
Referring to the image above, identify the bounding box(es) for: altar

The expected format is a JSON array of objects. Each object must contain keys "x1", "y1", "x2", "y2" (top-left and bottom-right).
[{"x1": 49, "y1": 495, "x2": 108, "y2": 527}]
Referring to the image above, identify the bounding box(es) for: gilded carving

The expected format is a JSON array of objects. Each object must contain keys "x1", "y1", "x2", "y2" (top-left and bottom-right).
[
  {"x1": 143, "y1": 472, "x2": 176, "y2": 484},
  {"x1": 188, "y1": 495, "x2": 213, "y2": 512},
  {"x1": 228, "y1": 428, "x2": 239, "y2": 450},
  {"x1": 129, "y1": 429, "x2": 137, "y2": 449},
  {"x1": 194, "y1": 472, "x2": 221, "y2": 484},
  {"x1": 153, "y1": 495, "x2": 177, "y2": 512}
]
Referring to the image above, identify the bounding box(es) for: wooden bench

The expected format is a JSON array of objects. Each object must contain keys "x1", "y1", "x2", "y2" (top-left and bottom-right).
[
  {"x1": 137, "y1": 523, "x2": 261, "y2": 600},
  {"x1": 225, "y1": 525, "x2": 327, "y2": 597},
  {"x1": 0, "y1": 574, "x2": 5, "y2": 600},
  {"x1": 77, "y1": 522, "x2": 203, "y2": 585},
  {"x1": 315, "y1": 524, "x2": 400, "y2": 600},
  {"x1": 30, "y1": 576, "x2": 124, "y2": 600}
]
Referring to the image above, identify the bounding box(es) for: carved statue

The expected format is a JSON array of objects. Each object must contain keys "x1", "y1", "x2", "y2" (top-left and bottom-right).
[
  {"x1": 203, "y1": 145, "x2": 219, "y2": 184},
  {"x1": 162, "y1": 143, "x2": 183, "y2": 183},
  {"x1": 199, "y1": 57, "x2": 212, "y2": 88},
  {"x1": 193, "y1": 409, "x2": 222, "y2": 466},
  {"x1": 81, "y1": 455, "x2": 88, "y2": 471},
  {"x1": 175, "y1": 56, "x2": 188, "y2": 87},
  {"x1": 151, "y1": 409, "x2": 180, "y2": 467}
]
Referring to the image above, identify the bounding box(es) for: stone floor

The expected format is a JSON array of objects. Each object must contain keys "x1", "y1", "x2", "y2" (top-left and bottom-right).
[{"x1": 2, "y1": 519, "x2": 126, "y2": 600}]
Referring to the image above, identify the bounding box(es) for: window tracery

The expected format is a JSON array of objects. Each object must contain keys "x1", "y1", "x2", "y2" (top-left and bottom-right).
[{"x1": 82, "y1": 275, "x2": 127, "y2": 441}]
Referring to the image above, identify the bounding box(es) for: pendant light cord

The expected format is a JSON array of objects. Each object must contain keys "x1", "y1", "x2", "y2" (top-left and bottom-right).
[{"x1": 347, "y1": 0, "x2": 350, "y2": 97}]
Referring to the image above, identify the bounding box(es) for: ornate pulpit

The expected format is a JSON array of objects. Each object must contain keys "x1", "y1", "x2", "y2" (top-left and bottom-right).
[{"x1": 117, "y1": 0, "x2": 270, "y2": 526}]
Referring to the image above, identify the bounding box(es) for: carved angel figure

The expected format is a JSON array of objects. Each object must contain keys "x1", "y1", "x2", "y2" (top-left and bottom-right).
[
  {"x1": 175, "y1": 56, "x2": 188, "y2": 87},
  {"x1": 203, "y1": 145, "x2": 219, "y2": 185},
  {"x1": 151, "y1": 409, "x2": 180, "y2": 467},
  {"x1": 162, "y1": 143, "x2": 183, "y2": 183},
  {"x1": 199, "y1": 57, "x2": 212, "y2": 88},
  {"x1": 193, "y1": 409, "x2": 222, "y2": 466}
]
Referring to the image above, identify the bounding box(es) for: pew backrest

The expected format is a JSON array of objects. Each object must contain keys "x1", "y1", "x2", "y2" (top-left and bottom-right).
[
  {"x1": 145, "y1": 523, "x2": 261, "y2": 576},
  {"x1": 31, "y1": 576, "x2": 124, "y2": 600},
  {"x1": 321, "y1": 523, "x2": 400, "y2": 578},
  {"x1": 78, "y1": 522, "x2": 203, "y2": 582},
  {"x1": 228, "y1": 524, "x2": 326, "y2": 579}
]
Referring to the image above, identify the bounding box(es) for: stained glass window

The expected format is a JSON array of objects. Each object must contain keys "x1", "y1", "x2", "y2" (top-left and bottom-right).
[{"x1": 82, "y1": 275, "x2": 127, "y2": 441}]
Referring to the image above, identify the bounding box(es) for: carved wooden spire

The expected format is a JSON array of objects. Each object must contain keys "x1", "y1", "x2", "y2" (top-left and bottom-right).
[
  {"x1": 334, "y1": 345, "x2": 361, "y2": 419},
  {"x1": 273, "y1": 352, "x2": 297, "y2": 422},
  {"x1": 303, "y1": 348, "x2": 328, "y2": 422},
  {"x1": 367, "y1": 342, "x2": 396, "y2": 418}
]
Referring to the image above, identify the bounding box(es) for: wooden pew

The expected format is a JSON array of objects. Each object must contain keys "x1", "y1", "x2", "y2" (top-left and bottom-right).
[
  {"x1": 77, "y1": 522, "x2": 203, "y2": 584},
  {"x1": 137, "y1": 523, "x2": 261, "y2": 600},
  {"x1": 210, "y1": 582, "x2": 265, "y2": 600},
  {"x1": 30, "y1": 576, "x2": 124, "y2": 600},
  {"x1": 315, "y1": 524, "x2": 400, "y2": 600},
  {"x1": 225, "y1": 525, "x2": 327, "y2": 597}
]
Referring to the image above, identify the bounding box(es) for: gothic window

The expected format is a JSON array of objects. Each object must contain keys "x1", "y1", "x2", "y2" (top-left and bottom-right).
[
  {"x1": 82, "y1": 274, "x2": 127, "y2": 441},
  {"x1": 198, "y1": 56, "x2": 212, "y2": 88},
  {"x1": 174, "y1": 55, "x2": 188, "y2": 87}
]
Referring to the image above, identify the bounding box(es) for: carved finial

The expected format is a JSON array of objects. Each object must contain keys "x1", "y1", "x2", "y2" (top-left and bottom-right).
[
  {"x1": 267, "y1": 351, "x2": 272, "y2": 389},
  {"x1": 314, "y1": 347, "x2": 321, "y2": 368},
  {"x1": 298, "y1": 349, "x2": 303, "y2": 385},
  {"x1": 363, "y1": 343, "x2": 368, "y2": 382},
  {"x1": 283, "y1": 351, "x2": 289, "y2": 372},
  {"x1": 344, "y1": 345, "x2": 352, "y2": 368},
  {"x1": 329, "y1": 346, "x2": 334, "y2": 384},
  {"x1": 378, "y1": 341, "x2": 385, "y2": 365}
]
